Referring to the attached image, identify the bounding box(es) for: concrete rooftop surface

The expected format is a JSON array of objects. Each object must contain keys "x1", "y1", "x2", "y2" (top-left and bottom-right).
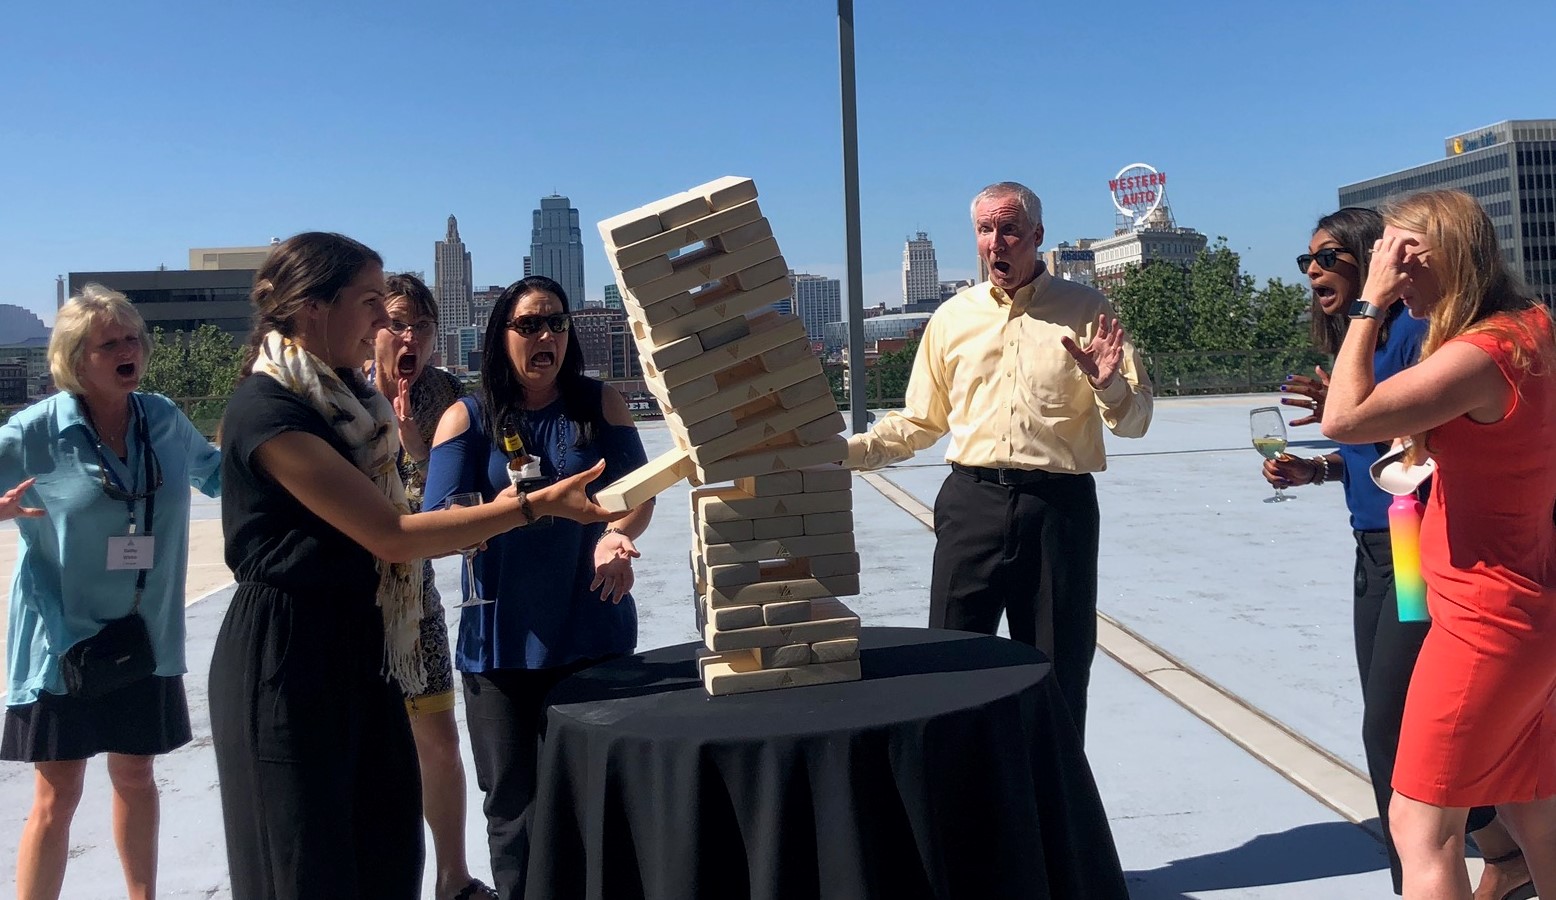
[{"x1": 1, "y1": 393, "x2": 1498, "y2": 898}]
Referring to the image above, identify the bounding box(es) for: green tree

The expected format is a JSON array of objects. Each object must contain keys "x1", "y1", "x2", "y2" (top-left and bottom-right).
[
  {"x1": 1109, "y1": 261, "x2": 1192, "y2": 354},
  {"x1": 140, "y1": 325, "x2": 245, "y2": 438},
  {"x1": 869, "y1": 340, "x2": 918, "y2": 405},
  {"x1": 1250, "y1": 277, "x2": 1311, "y2": 351},
  {"x1": 1186, "y1": 238, "x2": 1255, "y2": 353}
]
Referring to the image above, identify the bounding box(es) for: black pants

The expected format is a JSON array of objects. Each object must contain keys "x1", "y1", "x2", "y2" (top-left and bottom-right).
[
  {"x1": 209, "y1": 584, "x2": 423, "y2": 899},
  {"x1": 930, "y1": 468, "x2": 1100, "y2": 741},
  {"x1": 1352, "y1": 532, "x2": 1494, "y2": 894},
  {"x1": 463, "y1": 659, "x2": 599, "y2": 900}
]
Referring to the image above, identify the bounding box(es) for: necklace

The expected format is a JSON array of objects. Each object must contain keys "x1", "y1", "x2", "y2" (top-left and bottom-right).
[{"x1": 518, "y1": 403, "x2": 571, "y2": 481}]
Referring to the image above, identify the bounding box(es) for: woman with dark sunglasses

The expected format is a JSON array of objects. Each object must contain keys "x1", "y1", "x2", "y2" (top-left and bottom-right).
[
  {"x1": 424, "y1": 275, "x2": 654, "y2": 897},
  {"x1": 0, "y1": 286, "x2": 221, "y2": 899},
  {"x1": 1263, "y1": 208, "x2": 1530, "y2": 899}
]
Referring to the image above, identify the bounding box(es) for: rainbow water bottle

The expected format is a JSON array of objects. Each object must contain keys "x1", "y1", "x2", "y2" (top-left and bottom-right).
[{"x1": 1388, "y1": 494, "x2": 1428, "y2": 622}]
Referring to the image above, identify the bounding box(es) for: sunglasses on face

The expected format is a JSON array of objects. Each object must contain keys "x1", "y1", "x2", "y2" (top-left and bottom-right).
[
  {"x1": 505, "y1": 314, "x2": 571, "y2": 336},
  {"x1": 1296, "y1": 248, "x2": 1356, "y2": 274},
  {"x1": 385, "y1": 319, "x2": 437, "y2": 338}
]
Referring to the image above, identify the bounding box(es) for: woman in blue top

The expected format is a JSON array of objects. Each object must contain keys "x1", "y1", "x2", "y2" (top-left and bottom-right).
[
  {"x1": 424, "y1": 275, "x2": 653, "y2": 898},
  {"x1": 1265, "y1": 208, "x2": 1529, "y2": 900},
  {"x1": 0, "y1": 286, "x2": 220, "y2": 900}
]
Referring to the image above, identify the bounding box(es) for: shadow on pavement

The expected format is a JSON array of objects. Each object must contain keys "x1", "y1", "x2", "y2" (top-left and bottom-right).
[{"x1": 1123, "y1": 821, "x2": 1388, "y2": 898}]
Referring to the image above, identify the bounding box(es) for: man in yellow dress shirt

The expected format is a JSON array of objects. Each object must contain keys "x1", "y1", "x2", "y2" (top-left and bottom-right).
[{"x1": 847, "y1": 181, "x2": 1153, "y2": 740}]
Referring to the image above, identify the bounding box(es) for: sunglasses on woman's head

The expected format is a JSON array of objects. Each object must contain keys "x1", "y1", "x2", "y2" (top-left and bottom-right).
[
  {"x1": 1296, "y1": 248, "x2": 1356, "y2": 273},
  {"x1": 505, "y1": 314, "x2": 571, "y2": 336}
]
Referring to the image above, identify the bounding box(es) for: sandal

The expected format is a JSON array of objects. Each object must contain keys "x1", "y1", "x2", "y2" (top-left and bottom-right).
[
  {"x1": 452, "y1": 880, "x2": 499, "y2": 900},
  {"x1": 1481, "y1": 848, "x2": 1536, "y2": 900}
]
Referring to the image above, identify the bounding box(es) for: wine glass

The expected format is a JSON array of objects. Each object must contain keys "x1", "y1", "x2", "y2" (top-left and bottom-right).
[
  {"x1": 1250, "y1": 406, "x2": 1293, "y2": 503},
  {"x1": 444, "y1": 492, "x2": 493, "y2": 607}
]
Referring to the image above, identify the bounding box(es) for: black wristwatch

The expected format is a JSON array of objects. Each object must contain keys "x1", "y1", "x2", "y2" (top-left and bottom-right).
[{"x1": 1348, "y1": 300, "x2": 1385, "y2": 321}]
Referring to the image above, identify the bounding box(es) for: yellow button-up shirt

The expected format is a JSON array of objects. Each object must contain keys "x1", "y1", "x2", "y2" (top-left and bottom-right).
[{"x1": 847, "y1": 268, "x2": 1153, "y2": 473}]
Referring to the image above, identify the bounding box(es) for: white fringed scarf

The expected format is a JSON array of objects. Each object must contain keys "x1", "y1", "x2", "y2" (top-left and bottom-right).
[{"x1": 252, "y1": 332, "x2": 427, "y2": 694}]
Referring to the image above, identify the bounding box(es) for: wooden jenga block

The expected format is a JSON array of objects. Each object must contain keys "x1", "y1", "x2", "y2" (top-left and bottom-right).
[
  {"x1": 690, "y1": 394, "x2": 841, "y2": 466},
  {"x1": 695, "y1": 314, "x2": 751, "y2": 352},
  {"x1": 803, "y1": 511, "x2": 853, "y2": 536},
  {"x1": 622, "y1": 237, "x2": 781, "y2": 304},
  {"x1": 752, "y1": 516, "x2": 804, "y2": 539},
  {"x1": 667, "y1": 356, "x2": 815, "y2": 428},
  {"x1": 696, "y1": 487, "x2": 852, "y2": 522},
  {"x1": 808, "y1": 552, "x2": 861, "y2": 578},
  {"x1": 737, "y1": 470, "x2": 804, "y2": 497},
  {"x1": 680, "y1": 410, "x2": 739, "y2": 446},
  {"x1": 605, "y1": 199, "x2": 764, "y2": 269},
  {"x1": 652, "y1": 312, "x2": 806, "y2": 388},
  {"x1": 705, "y1": 573, "x2": 860, "y2": 608},
  {"x1": 700, "y1": 533, "x2": 858, "y2": 566},
  {"x1": 702, "y1": 598, "x2": 861, "y2": 652},
  {"x1": 693, "y1": 434, "x2": 849, "y2": 485},
  {"x1": 708, "y1": 218, "x2": 773, "y2": 253},
  {"x1": 629, "y1": 271, "x2": 792, "y2": 344},
  {"x1": 701, "y1": 652, "x2": 860, "y2": 696},
  {"x1": 595, "y1": 448, "x2": 693, "y2": 513},
  {"x1": 801, "y1": 465, "x2": 853, "y2": 494},
  {"x1": 696, "y1": 517, "x2": 754, "y2": 545},
  {"x1": 728, "y1": 257, "x2": 790, "y2": 292},
  {"x1": 811, "y1": 637, "x2": 860, "y2": 664},
  {"x1": 707, "y1": 602, "x2": 763, "y2": 631},
  {"x1": 762, "y1": 599, "x2": 812, "y2": 625},
  {"x1": 637, "y1": 331, "x2": 704, "y2": 373},
  {"x1": 760, "y1": 643, "x2": 814, "y2": 669},
  {"x1": 597, "y1": 207, "x2": 664, "y2": 249},
  {"x1": 661, "y1": 176, "x2": 758, "y2": 230}
]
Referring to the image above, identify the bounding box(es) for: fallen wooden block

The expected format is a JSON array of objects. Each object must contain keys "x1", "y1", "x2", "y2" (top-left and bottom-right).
[
  {"x1": 701, "y1": 654, "x2": 860, "y2": 696},
  {"x1": 595, "y1": 447, "x2": 692, "y2": 512}
]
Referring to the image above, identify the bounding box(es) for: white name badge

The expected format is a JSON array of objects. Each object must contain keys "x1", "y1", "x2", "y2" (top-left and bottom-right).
[{"x1": 107, "y1": 535, "x2": 155, "y2": 571}]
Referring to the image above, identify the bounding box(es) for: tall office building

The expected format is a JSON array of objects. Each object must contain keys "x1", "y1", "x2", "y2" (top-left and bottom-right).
[
  {"x1": 1339, "y1": 119, "x2": 1556, "y2": 304},
  {"x1": 790, "y1": 272, "x2": 841, "y2": 345},
  {"x1": 471, "y1": 284, "x2": 506, "y2": 334},
  {"x1": 435, "y1": 215, "x2": 473, "y2": 330},
  {"x1": 570, "y1": 308, "x2": 621, "y2": 378},
  {"x1": 530, "y1": 195, "x2": 585, "y2": 306},
  {"x1": 603, "y1": 283, "x2": 623, "y2": 311},
  {"x1": 902, "y1": 232, "x2": 940, "y2": 312}
]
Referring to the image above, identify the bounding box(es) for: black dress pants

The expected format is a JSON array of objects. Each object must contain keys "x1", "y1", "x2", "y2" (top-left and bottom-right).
[
  {"x1": 209, "y1": 583, "x2": 423, "y2": 900},
  {"x1": 463, "y1": 659, "x2": 599, "y2": 900},
  {"x1": 929, "y1": 468, "x2": 1100, "y2": 741}
]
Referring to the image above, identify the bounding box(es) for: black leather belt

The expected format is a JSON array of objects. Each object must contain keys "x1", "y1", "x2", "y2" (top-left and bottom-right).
[{"x1": 951, "y1": 463, "x2": 1071, "y2": 487}]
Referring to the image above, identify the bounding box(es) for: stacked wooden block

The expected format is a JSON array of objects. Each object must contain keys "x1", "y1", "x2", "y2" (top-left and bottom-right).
[{"x1": 594, "y1": 176, "x2": 862, "y2": 696}]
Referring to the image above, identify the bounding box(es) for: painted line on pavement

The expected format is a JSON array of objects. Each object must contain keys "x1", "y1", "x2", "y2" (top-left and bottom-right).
[{"x1": 861, "y1": 468, "x2": 1384, "y2": 843}]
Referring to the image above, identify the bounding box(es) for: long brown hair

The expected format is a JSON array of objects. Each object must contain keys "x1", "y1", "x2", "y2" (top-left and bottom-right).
[
  {"x1": 1383, "y1": 190, "x2": 1553, "y2": 459},
  {"x1": 1309, "y1": 207, "x2": 1385, "y2": 356},
  {"x1": 240, "y1": 232, "x2": 384, "y2": 376}
]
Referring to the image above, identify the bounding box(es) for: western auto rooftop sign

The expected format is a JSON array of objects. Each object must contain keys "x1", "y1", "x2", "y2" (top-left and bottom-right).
[{"x1": 1109, "y1": 163, "x2": 1166, "y2": 228}]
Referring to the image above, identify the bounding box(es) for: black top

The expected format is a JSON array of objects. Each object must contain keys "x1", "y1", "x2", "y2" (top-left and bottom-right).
[{"x1": 219, "y1": 375, "x2": 377, "y2": 602}]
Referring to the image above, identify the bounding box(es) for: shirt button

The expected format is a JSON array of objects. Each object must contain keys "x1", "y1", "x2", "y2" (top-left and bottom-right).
[{"x1": 1002, "y1": 436, "x2": 1008, "y2": 442}]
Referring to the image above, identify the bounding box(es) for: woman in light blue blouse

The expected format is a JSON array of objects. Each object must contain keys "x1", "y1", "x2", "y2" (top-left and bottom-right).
[{"x1": 0, "y1": 286, "x2": 220, "y2": 900}]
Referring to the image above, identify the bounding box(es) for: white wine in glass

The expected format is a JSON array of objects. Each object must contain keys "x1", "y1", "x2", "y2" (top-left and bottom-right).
[
  {"x1": 445, "y1": 492, "x2": 494, "y2": 607},
  {"x1": 1250, "y1": 406, "x2": 1293, "y2": 503}
]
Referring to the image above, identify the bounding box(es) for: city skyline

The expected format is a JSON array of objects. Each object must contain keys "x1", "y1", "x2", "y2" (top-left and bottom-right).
[{"x1": 1, "y1": 1, "x2": 1553, "y2": 328}]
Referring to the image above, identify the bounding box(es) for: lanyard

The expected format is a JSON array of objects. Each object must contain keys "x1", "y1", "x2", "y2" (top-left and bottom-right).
[{"x1": 80, "y1": 395, "x2": 158, "y2": 610}]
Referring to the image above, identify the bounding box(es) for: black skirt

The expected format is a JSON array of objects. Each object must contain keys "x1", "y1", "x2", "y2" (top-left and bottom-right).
[{"x1": 0, "y1": 675, "x2": 192, "y2": 762}]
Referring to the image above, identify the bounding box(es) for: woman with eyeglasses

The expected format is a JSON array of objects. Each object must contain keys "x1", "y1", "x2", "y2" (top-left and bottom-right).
[
  {"x1": 1266, "y1": 207, "x2": 1531, "y2": 899},
  {"x1": 0, "y1": 285, "x2": 221, "y2": 900},
  {"x1": 209, "y1": 238, "x2": 623, "y2": 899},
  {"x1": 365, "y1": 272, "x2": 495, "y2": 900},
  {"x1": 424, "y1": 275, "x2": 654, "y2": 897}
]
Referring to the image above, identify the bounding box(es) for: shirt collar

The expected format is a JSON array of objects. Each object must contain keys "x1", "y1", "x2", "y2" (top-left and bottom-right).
[
  {"x1": 52, "y1": 393, "x2": 91, "y2": 433},
  {"x1": 988, "y1": 263, "x2": 1051, "y2": 312}
]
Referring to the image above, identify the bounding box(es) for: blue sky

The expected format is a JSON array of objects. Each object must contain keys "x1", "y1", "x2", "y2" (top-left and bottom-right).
[{"x1": 1, "y1": 0, "x2": 1552, "y2": 327}]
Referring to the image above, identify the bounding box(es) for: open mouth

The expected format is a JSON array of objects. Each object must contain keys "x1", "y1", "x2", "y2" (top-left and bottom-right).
[
  {"x1": 116, "y1": 363, "x2": 136, "y2": 378},
  {"x1": 530, "y1": 351, "x2": 555, "y2": 368},
  {"x1": 992, "y1": 261, "x2": 1011, "y2": 276},
  {"x1": 396, "y1": 354, "x2": 418, "y2": 377}
]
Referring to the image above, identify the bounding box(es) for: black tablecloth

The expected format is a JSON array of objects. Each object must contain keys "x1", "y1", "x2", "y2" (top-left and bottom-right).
[{"x1": 526, "y1": 627, "x2": 1129, "y2": 900}]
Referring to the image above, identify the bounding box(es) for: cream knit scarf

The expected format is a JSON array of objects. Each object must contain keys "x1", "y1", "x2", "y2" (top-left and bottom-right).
[{"x1": 252, "y1": 331, "x2": 427, "y2": 694}]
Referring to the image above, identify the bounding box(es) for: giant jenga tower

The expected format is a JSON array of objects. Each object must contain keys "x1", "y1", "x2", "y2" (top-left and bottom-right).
[{"x1": 595, "y1": 176, "x2": 862, "y2": 696}]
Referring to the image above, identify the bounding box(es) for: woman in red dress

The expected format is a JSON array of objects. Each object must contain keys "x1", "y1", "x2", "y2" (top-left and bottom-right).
[{"x1": 1324, "y1": 189, "x2": 1556, "y2": 899}]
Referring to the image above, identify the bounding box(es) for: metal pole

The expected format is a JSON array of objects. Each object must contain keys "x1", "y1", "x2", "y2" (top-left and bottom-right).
[{"x1": 838, "y1": 0, "x2": 867, "y2": 434}]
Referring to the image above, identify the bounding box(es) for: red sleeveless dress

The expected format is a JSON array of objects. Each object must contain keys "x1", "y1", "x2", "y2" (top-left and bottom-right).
[{"x1": 1392, "y1": 308, "x2": 1556, "y2": 807}]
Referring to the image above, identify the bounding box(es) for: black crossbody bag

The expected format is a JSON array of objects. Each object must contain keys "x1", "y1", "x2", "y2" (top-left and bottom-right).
[{"x1": 60, "y1": 396, "x2": 159, "y2": 700}]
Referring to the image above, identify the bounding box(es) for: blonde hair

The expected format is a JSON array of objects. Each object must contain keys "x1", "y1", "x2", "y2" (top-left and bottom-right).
[
  {"x1": 1381, "y1": 190, "x2": 1553, "y2": 459},
  {"x1": 48, "y1": 284, "x2": 151, "y2": 395}
]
